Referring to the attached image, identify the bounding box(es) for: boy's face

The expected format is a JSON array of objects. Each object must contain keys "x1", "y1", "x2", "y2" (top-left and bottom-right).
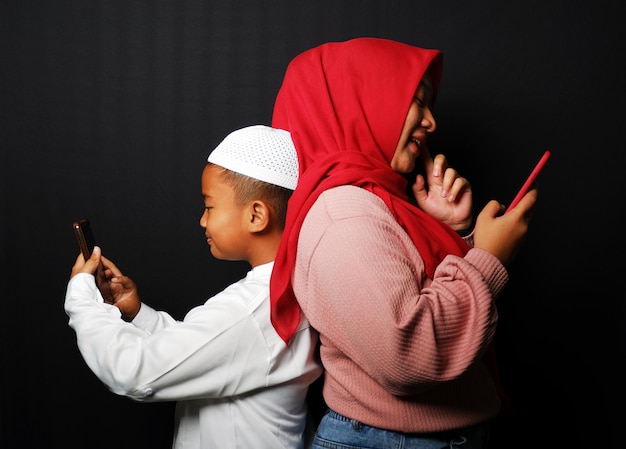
[{"x1": 199, "y1": 164, "x2": 251, "y2": 261}]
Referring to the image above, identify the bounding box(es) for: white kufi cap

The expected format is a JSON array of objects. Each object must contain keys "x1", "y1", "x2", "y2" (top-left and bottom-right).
[{"x1": 207, "y1": 125, "x2": 299, "y2": 190}]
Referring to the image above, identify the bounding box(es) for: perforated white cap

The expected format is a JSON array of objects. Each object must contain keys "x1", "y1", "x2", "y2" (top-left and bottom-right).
[{"x1": 207, "y1": 125, "x2": 299, "y2": 190}]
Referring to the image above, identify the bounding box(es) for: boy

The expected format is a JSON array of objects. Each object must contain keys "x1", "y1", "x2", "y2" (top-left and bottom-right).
[{"x1": 65, "y1": 125, "x2": 322, "y2": 449}]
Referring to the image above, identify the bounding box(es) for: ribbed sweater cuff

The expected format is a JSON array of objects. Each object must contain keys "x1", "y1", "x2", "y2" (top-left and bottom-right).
[{"x1": 465, "y1": 248, "x2": 509, "y2": 298}]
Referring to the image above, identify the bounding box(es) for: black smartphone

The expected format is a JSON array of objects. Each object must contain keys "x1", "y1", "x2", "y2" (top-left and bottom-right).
[
  {"x1": 73, "y1": 218, "x2": 96, "y2": 260},
  {"x1": 72, "y1": 219, "x2": 114, "y2": 302},
  {"x1": 505, "y1": 150, "x2": 551, "y2": 213}
]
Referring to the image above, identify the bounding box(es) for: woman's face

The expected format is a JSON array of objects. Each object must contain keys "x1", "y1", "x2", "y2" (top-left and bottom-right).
[{"x1": 391, "y1": 72, "x2": 437, "y2": 174}]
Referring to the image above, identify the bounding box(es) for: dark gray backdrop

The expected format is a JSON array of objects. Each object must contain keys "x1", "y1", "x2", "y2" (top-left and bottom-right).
[{"x1": 1, "y1": 1, "x2": 623, "y2": 448}]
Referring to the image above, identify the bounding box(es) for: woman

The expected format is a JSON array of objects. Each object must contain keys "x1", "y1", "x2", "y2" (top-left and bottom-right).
[{"x1": 269, "y1": 37, "x2": 536, "y2": 448}]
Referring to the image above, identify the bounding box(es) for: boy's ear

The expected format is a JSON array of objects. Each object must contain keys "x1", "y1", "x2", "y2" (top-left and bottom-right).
[{"x1": 247, "y1": 200, "x2": 271, "y2": 233}]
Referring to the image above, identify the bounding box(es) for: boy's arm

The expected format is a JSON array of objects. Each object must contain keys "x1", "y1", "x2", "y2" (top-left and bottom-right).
[{"x1": 64, "y1": 273, "x2": 275, "y2": 402}]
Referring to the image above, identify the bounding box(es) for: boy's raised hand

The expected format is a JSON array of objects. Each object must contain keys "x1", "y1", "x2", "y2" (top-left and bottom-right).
[
  {"x1": 70, "y1": 245, "x2": 101, "y2": 277},
  {"x1": 70, "y1": 246, "x2": 141, "y2": 322},
  {"x1": 100, "y1": 254, "x2": 142, "y2": 322},
  {"x1": 70, "y1": 246, "x2": 114, "y2": 303}
]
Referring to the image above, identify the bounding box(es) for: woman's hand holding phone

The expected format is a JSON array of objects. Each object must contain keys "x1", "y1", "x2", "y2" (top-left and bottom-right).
[{"x1": 473, "y1": 151, "x2": 549, "y2": 266}]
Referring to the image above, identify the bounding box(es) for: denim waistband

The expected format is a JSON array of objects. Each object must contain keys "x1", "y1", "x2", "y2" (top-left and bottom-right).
[
  {"x1": 326, "y1": 408, "x2": 485, "y2": 438},
  {"x1": 327, "y1": 409, "x2": 352, "y2": 422}
]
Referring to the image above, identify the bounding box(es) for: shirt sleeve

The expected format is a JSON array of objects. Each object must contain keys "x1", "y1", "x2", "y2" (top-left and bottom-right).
[
  {"x1": 64, "y1": 272, "x2": 273, "y2": 402},
  {"x1": 131, "y1": 302, "x2": 177, "y2": 334}
]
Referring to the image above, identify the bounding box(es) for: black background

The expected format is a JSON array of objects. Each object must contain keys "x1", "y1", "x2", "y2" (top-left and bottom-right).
[{"x1": 1, "y1": 1, "x2": 623, "y2": 448}]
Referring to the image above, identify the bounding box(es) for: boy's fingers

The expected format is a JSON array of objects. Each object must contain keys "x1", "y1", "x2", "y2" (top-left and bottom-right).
[{"x1": 101, "y1": 255, "x2": 124, "y2": 277}]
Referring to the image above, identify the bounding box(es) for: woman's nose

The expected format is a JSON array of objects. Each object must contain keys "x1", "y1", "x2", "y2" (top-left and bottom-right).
[{"x1": 422, "y1": 108, "x2": 437, "y2": 133}]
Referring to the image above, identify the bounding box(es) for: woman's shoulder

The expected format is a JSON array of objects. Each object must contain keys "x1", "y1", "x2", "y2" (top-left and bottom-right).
[{"x1": 316, "y1": 185, "x2": 391, "y2": 219}]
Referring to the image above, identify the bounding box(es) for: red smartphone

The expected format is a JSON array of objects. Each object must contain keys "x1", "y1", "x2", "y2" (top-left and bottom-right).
[
  {"x1": 72, "y1": 219, "x2": 114, "y2": 302},
  {"x1": 505, "y1": 150, "x2": 551, "y2": 213}
]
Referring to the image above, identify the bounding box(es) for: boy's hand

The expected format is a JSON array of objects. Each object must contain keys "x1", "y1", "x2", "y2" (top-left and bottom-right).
[
  {"x1": 70, "y1": 247, "x2": 141, "y2": 321},
  {"x1": 100, "y1": 255, "x2": 142, "y2": 322},
  {"x1": 70, "y1": 246, "x2": 116, "y2": 305},
  {"x1": 70, "y1": 246, "x2": 101, "y2": 278}
]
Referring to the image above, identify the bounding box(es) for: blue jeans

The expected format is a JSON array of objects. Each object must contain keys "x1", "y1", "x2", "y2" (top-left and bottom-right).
[{"x1": 312, "y1": 409, "x2": 490, "y2": 449}]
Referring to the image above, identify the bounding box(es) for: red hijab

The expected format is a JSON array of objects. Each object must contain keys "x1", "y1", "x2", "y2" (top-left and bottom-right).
[{"x1": 270, "y1": 38, "x2": 470, "y2": 344}]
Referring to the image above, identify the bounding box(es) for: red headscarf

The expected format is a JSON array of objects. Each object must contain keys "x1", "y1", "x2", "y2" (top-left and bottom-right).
[{"x1": 270, "y1": 37, "x2": 470, "y2": 344}]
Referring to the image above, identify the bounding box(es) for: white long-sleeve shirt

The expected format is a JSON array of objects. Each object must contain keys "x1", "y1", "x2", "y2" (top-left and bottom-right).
[{"x1": 65, "y1": 262, "x2": 322, "y2": 449}]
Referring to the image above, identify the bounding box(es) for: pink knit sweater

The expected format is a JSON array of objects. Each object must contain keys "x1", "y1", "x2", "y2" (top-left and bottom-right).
[{"x1": 292, "y1": 186, "x2": 509, "y2": 433}]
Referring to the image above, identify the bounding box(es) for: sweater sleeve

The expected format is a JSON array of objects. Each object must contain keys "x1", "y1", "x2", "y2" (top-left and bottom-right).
[{"x1": 293, "y1": 186, "x2": 508, "y2": 396}]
